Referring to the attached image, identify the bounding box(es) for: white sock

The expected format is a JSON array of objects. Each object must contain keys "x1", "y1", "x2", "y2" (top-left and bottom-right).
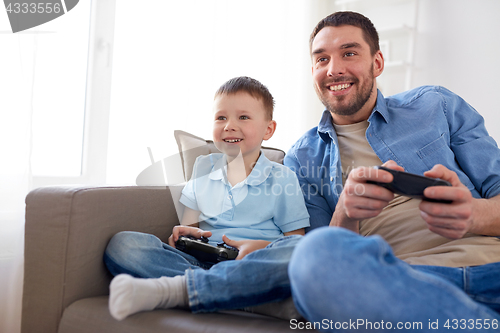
[{"x1": 108, "y1": 274, "x2": 188, "y2": 321}]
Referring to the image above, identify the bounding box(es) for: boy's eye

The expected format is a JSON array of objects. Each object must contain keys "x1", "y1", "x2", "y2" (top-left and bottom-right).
[
  {"x1": 240, "y1": 115, "x2": 249, "y2": 120},
  {"x1": 216, "y1": 116, "x2": 226, "y2": 120}
]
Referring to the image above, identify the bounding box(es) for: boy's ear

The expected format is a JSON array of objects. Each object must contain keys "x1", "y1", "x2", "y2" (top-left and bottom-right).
[{"x1": 263, "y1": 120, "x2": 277, "y2": 141}]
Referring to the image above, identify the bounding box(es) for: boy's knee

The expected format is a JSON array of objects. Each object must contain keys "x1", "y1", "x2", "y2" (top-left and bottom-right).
[
  {"x1": 105, "y1": 231, "x2": 156, "y2": 259},
  {"x1": 104, "y1": 231, "x2": 162, "y2": 276},
  {"x1": 106, "y1": 231, "x2": 133, "y2": 255}
]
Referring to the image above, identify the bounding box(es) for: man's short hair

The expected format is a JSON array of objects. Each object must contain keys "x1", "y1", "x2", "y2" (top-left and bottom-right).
[
  {"x1": 214, "y1": 76, "x2": 275, "y2": 120},
  {"x1": 310, "y1": 11, "x2": 380, "y2": 56}
]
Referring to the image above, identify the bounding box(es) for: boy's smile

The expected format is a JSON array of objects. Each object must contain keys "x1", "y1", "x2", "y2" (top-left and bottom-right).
[
  {"x1": 223, "y1": 138, "x2": 243, "y2": 143},
  {"x1": 213, "y1": 91, "x2": 276, "y2": 164}
]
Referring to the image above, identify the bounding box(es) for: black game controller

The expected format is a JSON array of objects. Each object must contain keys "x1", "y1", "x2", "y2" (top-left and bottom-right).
[
  {"x1": 366, "y1": 166, "x2": 452, "y2": 203},
  {"x1": 175, "y1": 235, "x2": 239, "y2": 264}
]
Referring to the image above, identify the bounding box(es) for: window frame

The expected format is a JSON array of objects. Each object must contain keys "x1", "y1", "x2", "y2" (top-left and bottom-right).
[{"x1": 32, "y1": 0, "x2": 117, "y2": 188}]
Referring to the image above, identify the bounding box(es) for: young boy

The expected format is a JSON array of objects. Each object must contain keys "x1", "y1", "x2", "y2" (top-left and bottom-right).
[{"x1": 105, "y1": 76, "x2": 310, "y2": 320}]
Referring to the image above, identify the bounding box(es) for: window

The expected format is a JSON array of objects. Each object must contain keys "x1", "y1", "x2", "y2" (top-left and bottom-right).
[
  {"x1": 30, "y1": 0, "x2": 93, "y2": 178},
  {"x1": 105, "y1": 0, "x2": 320, "y2": 184}
]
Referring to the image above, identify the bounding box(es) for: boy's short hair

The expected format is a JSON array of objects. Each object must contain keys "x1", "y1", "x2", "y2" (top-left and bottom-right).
[
  {"x1": 214, "y1": 76, "x2": 275, "y2": 120},
  {"x1": 310, "y1": 11, "x2": 380, "y2": 56}
]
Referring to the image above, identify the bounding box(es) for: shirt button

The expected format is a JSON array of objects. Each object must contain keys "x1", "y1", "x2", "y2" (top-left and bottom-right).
[
  {"x1": 228, "y1": 194, "x2": 233, "y2": 199},
  {"x1": 330, "y1": 176, "x2": 334, "y2": 182}
]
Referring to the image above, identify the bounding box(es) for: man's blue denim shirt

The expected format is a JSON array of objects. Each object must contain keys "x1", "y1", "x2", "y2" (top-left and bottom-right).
[{"x1": 284, "y1": 86, "x2": 500, "y2": 231}]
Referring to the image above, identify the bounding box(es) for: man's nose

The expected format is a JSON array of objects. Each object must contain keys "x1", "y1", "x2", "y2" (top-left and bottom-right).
[{"x1": 327, "y1": 58, "x2": 345, "y2": 77}]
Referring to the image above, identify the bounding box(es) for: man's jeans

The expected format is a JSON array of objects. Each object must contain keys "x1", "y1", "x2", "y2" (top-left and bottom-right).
[
  {"x1": 289, "y1": 227, "x2": 500, "y2": 332},
  {"x1": 104, "y1": 231, "x2": 299, "y2": 313}
]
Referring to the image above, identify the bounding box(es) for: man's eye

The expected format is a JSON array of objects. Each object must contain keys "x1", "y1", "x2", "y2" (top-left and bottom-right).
[
  {"x1": 317, "y1": 57, "x2": 327, "y2": 63},
  {"x1": 344, "y1": 52, "x2": 355, "y2": 57}
]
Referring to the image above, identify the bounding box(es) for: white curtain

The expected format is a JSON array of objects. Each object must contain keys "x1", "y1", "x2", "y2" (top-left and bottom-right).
[
  {"x1": 0, "y1": 2, "x2": 91, "y2": 328},
  {"x1": 0, "y1": 34, "x2": 36, "y2": 333}
]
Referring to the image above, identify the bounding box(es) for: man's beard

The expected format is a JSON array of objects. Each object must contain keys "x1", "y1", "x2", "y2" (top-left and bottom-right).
[{"x1": 316, "y1": 68, "x2": 375, "y2": 117}]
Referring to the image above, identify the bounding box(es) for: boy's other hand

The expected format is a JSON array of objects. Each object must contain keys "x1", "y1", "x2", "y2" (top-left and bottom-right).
[
  {"x1": 222, "y1": 235, "x2": 270, "y2": 260},
  {"x1": 168, "y1": 226, "x2": 212, "y2": 247}
]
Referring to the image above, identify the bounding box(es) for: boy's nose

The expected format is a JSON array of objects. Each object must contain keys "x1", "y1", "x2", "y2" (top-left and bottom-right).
[{"x1": 224, "y1": 120, "x2": 237, "y2": 131}]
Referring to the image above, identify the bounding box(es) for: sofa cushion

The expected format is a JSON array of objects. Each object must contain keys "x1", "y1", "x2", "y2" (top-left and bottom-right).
[
  {"x1": 243, "y1": 296, "x2": 302, "y2": 321},
  {"x1": 58, "y1": 296, "x2": 316, "y2": 333},
  {"x1": 174, "y1": 130, "x2": 213, "y2": 182}
]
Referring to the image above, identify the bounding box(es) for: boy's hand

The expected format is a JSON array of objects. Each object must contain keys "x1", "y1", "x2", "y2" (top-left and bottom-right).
[
  {"x1": 168, "y1": 225, "x2": 212, "y2": 248},
  {"x1": 222, "y1": 235, "x2": 270, "y2": 260}
]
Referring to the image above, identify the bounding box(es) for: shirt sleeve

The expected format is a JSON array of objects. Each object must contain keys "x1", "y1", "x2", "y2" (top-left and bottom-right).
[
  {"x1": 440, "y1": 87, "x2": 500, "y2": 198},
  {"x1": 271, "y1": 165, "x2": 310, "y2": 233},
  {"x1": 284, "y1": 151, "x2": 333, "y2": 232}
]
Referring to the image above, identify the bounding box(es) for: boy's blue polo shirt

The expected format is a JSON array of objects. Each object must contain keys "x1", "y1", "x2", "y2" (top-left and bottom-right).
[{"x1": 180, "y1": 152, "x2": 310, "y2": 243}]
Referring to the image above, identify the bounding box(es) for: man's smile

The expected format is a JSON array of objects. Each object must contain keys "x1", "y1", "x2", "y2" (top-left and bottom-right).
[{"x1": 329, "y1": 83, "x2": 352, "y2": 92}]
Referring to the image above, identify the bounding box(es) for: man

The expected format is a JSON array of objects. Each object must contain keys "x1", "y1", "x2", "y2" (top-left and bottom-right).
[{"x1": 285, "y1": 11, "x2": 500, "y2": 331}]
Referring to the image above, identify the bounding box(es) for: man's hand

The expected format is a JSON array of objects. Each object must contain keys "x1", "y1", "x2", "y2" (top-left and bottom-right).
[
  {"x1": 168, "y1": 225, "x2": 212, "y2": 247},
  {"x1": 330, "y1": 160, "x2": 404, "y2": 232},
  {"x1": 420, "y1": 164, "x2": 474, "y2": 239},
  {"x1": 222, "y1": 235, "x2": 270, "y2": 260}
]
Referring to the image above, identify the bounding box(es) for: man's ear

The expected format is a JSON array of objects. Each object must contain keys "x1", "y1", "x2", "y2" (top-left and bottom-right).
[
  {"x1": 263, "y1": 120, "x2": 277, "y2": 141},
  {"x1": 373, "y1": 50, "x2": 384, "y2": 78}
]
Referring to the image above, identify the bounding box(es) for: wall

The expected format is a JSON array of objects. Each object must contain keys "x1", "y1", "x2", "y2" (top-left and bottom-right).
[
  {"x1": 332, "y1": 0, "x2": 500, "y2": 143},
  {"x1": 413, "y1": 0, "x2": 500, "y2": 143}
]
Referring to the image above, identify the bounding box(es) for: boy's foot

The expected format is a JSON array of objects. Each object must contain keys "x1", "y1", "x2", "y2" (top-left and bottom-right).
[{"x1": 108, "y1": 274, "x2": 188, "y2": 320}]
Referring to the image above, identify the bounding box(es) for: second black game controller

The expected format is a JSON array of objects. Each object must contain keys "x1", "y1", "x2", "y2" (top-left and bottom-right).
[
  {"x1": 367, "y1": 166, "x2": 452, "y2": 203},
  {"x1": 175, "y1": 235, "x2": 239, "y2": 264}
]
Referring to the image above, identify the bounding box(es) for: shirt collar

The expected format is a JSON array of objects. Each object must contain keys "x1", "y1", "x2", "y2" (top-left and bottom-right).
[
  {"x1": 369, "y1": 89, "x2": 390, "y2": 123},
  {"x1": 208, "y1": 151, "x2": 272, "y2": 186},
  {"x1": 245, "y1": 152, "x2": 273, "y2": 186},
  {"x1": 208, "y1": 154, "x2": 227, "y2": 182},
  {"x1": 317, "y1": 110, "x2": 336, "y2": 142},
  {"x1": 317, "y1": 89, "x2": 390, "y2": 139},
  {"x1": 318, "y1": 109, "x2": 335, "y2": 134}
]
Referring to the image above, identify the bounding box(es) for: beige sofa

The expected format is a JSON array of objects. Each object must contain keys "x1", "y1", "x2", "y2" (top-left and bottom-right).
[{"x1": 22, "y1": 131, "x2": 318, "y2": 333}]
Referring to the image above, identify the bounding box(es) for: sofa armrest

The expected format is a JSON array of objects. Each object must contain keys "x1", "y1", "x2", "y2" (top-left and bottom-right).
[{"x1": 22, "y1": 185, "x2": 179, "y2": 333}]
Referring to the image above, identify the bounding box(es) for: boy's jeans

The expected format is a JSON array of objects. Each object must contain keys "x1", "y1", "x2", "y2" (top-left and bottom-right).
[
  {"x1": 289, "y1": 227, "x2": 500, "y2": 332},
  {"x1": 103, "y1": 231, "x2": 299, "y2": 312}
]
